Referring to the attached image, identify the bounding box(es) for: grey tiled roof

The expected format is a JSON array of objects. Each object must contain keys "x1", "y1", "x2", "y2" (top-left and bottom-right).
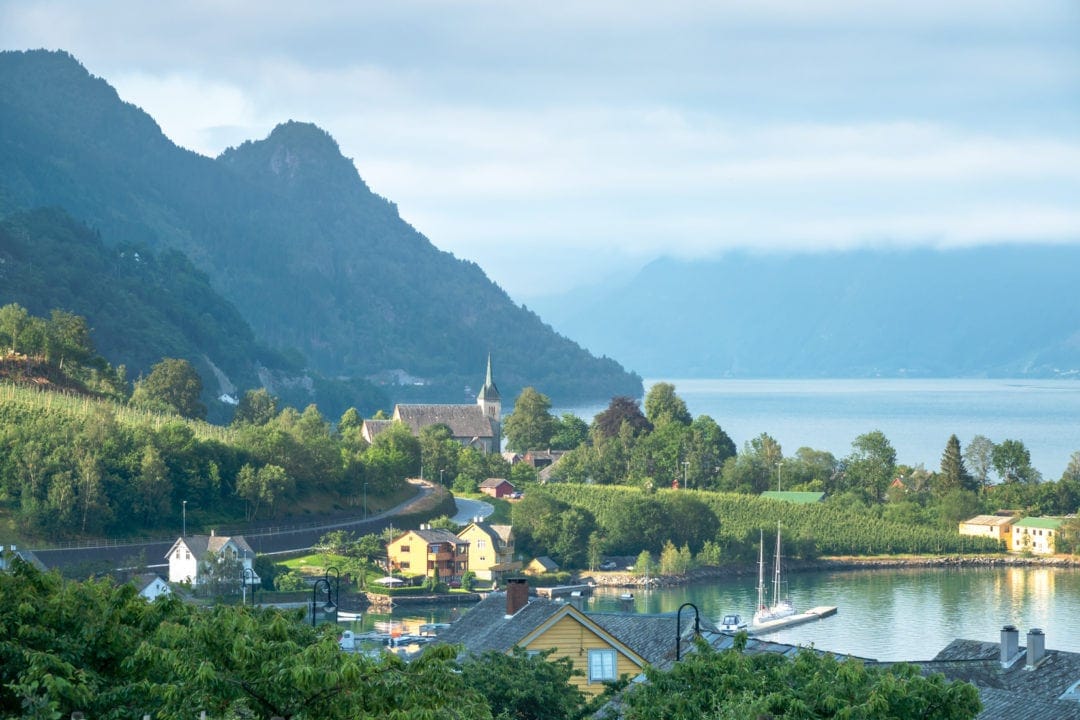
[
  {"x1": 479, "y1": 477, "x2": 512, "y2": 489},
  {"x1": 590, "y1": 613, "x2": 721, "y2": 668},
  {"x1": 406, "y1": 528, "x2": 463, "y2": 545},
  {"x1": 166, "y1": 534, "x2": 253, "y2": 561},
  {"x1": 393, "y1": 404, "x2": 495, "y2": 439},
  {"x1": 892, "y1": 639, "x2": 1080, "y2": 720},
  {"x1": 434, "y1": 593, "x2": 565, "y2": 655}
]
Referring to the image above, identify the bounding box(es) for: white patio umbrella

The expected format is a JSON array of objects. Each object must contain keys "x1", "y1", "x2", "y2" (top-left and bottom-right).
[{"x1": 375, "y1": 576, "x2": 404, "y2": 586}]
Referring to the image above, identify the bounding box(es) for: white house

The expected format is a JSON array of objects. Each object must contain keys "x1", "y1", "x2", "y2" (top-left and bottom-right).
[
  {"x1": 132, "y1": 573, "x2": 171, "y2": 601},
  {"x1": 166, "y1": 532, "x2": 259, "y2": 587}
]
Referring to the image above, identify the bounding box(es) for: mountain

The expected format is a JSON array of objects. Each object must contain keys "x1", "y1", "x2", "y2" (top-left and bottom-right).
[
  {"x1": 529, "y1": 247, "x2": 1080, "y2": 378},
  {"x1": 0, "y1": 50, "x2": 641, "y2": 408}
]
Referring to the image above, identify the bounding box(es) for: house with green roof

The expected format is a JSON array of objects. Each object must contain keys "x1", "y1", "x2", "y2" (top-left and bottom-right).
[{"x1": 1009, "y1": 517, "x2": 1065, "y2": 555}]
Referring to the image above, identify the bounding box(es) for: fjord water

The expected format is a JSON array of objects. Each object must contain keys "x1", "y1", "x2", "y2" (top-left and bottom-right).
[
  {"x1": 587, "y1": 566, "x2": 1080, "y2": 660},
  {"x1": 556, "y1": 378, "x2": 1080, "y2": 480},
  {"x1": 379, "y1": 567, "x2": 1080, "y2": 660}
]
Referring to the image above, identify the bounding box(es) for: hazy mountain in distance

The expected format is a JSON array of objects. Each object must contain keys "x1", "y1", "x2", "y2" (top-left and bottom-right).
[{"x1": 529, "y1": 247, "x2": 1080, "y2": 379}]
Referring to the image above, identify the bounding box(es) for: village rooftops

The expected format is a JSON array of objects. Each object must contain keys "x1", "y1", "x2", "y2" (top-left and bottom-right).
[{"x1": 961, "y1": 515, "x2": 1016, "y2": 527}]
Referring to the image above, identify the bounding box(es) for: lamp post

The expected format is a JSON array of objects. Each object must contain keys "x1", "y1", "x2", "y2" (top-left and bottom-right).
[
  {"x1": 363, "y1": 481, "x2": 368, "y2": 520},
  {"x1": 440, "y1": 468, "x2": 445, "y2": 486},
  {"x1": 776, "y1": 462, "x2": 782, "y2": 492},
  {"x1": 311, "y1": 578, "x2": 336, "y2": 627},
  {"x1": 240, "y1": 567, "x2": 256, "y2": 607},
  {"x1": 324, "y1": 566, "x2": 341, "y2": 609},
  {"x1": 182, "y1": 500, "x2": 187, "y2": 537},
  {"x1": 676, "y1": 602, "x2": 701, "y2": 661}
]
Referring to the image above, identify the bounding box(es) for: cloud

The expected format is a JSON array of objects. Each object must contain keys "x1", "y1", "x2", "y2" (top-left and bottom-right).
[{"x1": 2, "y1": 0, "x2": 1079, "y2": 298}]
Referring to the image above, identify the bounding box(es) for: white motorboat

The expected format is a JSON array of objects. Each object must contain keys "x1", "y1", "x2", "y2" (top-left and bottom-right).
[
  {"x1": 719, "y1": 613, "x2": 748, "y2": 632},
  {"x1": 752, "y1": 523, "x2": 795, "y2": 626}
]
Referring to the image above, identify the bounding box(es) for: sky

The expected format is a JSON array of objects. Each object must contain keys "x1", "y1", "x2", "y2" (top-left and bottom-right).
[{"x1": 2, "y1": 1, "x2": 1079, "y2": 300}]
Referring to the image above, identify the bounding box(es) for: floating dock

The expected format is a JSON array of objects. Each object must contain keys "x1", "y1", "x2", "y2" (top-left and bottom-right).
[
  {"x1": 535, "y1": 584, "x2": 594, "y2": 599},
  {"x1": 749, "y1": 606, "x2": 838, "y2": 635}
]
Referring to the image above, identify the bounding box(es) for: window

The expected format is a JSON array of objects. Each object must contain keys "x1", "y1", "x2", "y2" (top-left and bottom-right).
[
  {"x1": 401, "y1": 545, "x2": 411, "y2": 553},
  {"x1": 588, "y1": 649, "x2": 617, "y2": 682},
  {"x1": 477, "y1": 539, "x2": 487, "y2": 550},
  {"x1": 401, "y1": 561, "x2": 410, "y2": 569}
]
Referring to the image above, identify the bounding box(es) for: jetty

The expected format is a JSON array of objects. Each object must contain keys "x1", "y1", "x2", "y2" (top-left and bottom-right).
[
  {"x1": 535, "y1": 584, "x2": 594, "y2": 599},
  {"x1": 749, "y1": 605, "x2": 838, "y2": 635}
]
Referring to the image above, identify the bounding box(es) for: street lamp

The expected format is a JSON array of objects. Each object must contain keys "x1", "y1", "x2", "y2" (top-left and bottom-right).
[
  {"x1": 240, "y1": 567, "x2": 256, "y2": 607},
  {"x1": 440, "y1": 468, "x2": 445, "y2": 486},
  {"x1": 324, "y1": 566, "x2": 341, "y2": 608},
  {"x1": 363, "y1": 481, "x2": 368, "y2": 520},
  {"x1": 311, "y1": 577, "x2": 336, "y2": 627},
  {"x1": 182, "y1": 500, "x2": 187, "y2": 537},
  {"x1": 676, "y1": 602, "x2": 701, "y2": 661},
  {"x1": 776, "y1": 462, "x2": 782, "y2": 492}
]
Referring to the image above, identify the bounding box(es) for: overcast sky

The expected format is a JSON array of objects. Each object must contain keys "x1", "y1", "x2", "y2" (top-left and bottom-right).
[{"x1": 3, "y1": 1, "x2": 1079, "y2": 299}]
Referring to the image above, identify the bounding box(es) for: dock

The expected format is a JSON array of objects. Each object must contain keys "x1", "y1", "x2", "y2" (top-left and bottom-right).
[
  {"x1": 535, "y1": 584, "x2": 594, "y2": 599},
  {"x1": 749, "y1": 606, "x2": 838, "y2": 635}
]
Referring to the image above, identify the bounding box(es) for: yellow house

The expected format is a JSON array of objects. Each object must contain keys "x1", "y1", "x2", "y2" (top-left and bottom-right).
[
  {"x1": 1009, "y1": 517, "x2": 1064, "y2": 555},
  {"x1": 456, "y1": 521, "x2": 520, "y2": 581},
  {"x1": 433, "y1": 578, "x2": 717, "y2": 696},
  {"x1": 387, "y1": 527, "x2": 469, "y2": 582},
  {"x1": 958, "y1": 515, "x2": 1014, "y2": 545}
]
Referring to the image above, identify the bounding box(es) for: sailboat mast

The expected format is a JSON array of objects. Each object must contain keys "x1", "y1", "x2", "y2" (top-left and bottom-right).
[
  {"x1": 772, "y1": 521, "x2": 783, "y2": 605},
  {"x1": 757, "y1": 529, "x2": 766, "y2": 609}
]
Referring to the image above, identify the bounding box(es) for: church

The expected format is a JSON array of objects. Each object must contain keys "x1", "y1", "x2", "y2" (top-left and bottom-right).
[{"x1": 361, "y1": 355, "x2": 502, "y2": 454}]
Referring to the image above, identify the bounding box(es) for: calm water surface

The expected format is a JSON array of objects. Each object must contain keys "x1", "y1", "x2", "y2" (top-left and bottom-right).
[
  {"x1": 554, "y1": 378, "x2": 1080, "y2": 480},
  {"x1": 372, "y1": 567, "x2": 1080, "y2": 661}
]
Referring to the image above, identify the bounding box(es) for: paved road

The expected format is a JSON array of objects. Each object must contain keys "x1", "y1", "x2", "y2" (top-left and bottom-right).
[
  {"x1": 450, "y1": 496, "x2": 494, "y2": 524},
  {"x1": 33, "y1": 479, "x2": 441, "y2": 573}
]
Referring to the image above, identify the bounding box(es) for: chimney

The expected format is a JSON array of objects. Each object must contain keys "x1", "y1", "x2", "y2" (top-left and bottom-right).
[
  {"x1": 506, "y1": 578, "x2": 529, "y2": 617},
  {"x1": 1000, "y1": 625, "x2": 1020, "y2": 666},
  {"x1": 1026, "y1": 628, "x2": 1046, "y2": 669}
]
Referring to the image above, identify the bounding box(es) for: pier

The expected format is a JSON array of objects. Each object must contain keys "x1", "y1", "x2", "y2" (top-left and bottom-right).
[{"x1": 750, "y1": 606, "x2": 838, "y2": 635}]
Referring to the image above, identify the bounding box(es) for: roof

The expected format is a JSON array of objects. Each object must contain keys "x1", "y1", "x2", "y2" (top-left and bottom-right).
[
  {"x1": 165, "y1": 534, "x2": 254, "y2": 560},
  {"x1": 479, "y1": 477, "x2": 513, "y2": 489},
  {"x1": 1013, "y1": 517, "x2": 1065, "y2": 530},
  {"x1": 898, "y1": 638, "x2": 1080, "y2": 720},
  {"x1": 961, "y1": 515, "x2": 1016, "y2": 527},
  {"x1": 395, "y1": 528, "x2": 462, "y2": 546},
  {"x1": 459, "y1": 521, "x2": 513, "y2": 544},
  {"x1": 393, "y1": 404, "x2": 495, "y2": 439},
  {"x1": 0, "y1": 546, "x2": 47, "y2": 571},
  {"x1": 528, "y1": 556, "x2": 560, "y2": 571},
  {"x1": 433, "y1": 592, "x2": 718, "y2": 670},
  {"x1": 760, "y1": 491, "x2": 825, "y2": 504},
  {"x1": 361, "y1": 419, "x2": 394, "y2": 439},
  {"x1": 476, "y1": 353, "x2": 500, "y2": 403},
  {"x1": 132, "y1": 573, "x2": 167, "y2": 593}
]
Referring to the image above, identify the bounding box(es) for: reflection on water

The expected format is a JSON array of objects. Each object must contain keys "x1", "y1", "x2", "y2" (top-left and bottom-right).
[{"x1": 359, "y1": 567, "x2": 1080, "y2": 661}]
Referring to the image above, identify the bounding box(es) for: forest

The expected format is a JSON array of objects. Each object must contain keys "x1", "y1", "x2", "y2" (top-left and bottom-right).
[{"x1": 1, "y1": 560, "x2": 982, "y2": 720}]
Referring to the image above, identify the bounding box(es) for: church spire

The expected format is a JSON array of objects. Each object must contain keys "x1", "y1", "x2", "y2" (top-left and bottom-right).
[{"x1": 477, "y1": 353, "x2": 501, "y2": 425}]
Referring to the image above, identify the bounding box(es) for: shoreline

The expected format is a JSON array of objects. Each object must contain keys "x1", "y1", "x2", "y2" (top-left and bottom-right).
[{"x1": 586, "y1": 554, "x2": 1080, "y2": 589}]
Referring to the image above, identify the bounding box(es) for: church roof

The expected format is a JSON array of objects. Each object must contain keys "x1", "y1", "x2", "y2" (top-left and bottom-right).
[
  {"x1": 477, "y1": 353, "x2": 500, "y2": 402},
  {"x1": 392, "y1": 404, "x2": 495, "y2": 439}
]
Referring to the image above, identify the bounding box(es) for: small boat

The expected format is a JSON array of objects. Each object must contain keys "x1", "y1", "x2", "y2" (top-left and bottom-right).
[
  {"x1": 336, "y1": 610, "x2": 362, "y2": 622},
  {"x1": 719, "y1": 614, "x2": 748, "y2": 632},
  {"x1": 752, "y1": 523, "x2": 795, "y2": 627}
]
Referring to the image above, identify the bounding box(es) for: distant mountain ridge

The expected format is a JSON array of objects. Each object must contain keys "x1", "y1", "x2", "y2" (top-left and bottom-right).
[
  {"x1": 0, "y1": 49, "x2": 641, "y2": 409},
  {"x1": 530, "y1": 247, "x2": 1080, "y2": 378}
]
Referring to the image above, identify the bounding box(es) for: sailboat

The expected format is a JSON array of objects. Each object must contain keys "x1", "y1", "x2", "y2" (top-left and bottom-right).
[{"x1": 752, "y1": 523, "x2": 795, "y2": 626}]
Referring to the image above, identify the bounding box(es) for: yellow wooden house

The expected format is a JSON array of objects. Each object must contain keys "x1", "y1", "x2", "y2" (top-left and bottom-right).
[
  {"x1": 456, "y1": 521, "x2": 521, "y2": 581},
  {"x1": 433, "y1": 578, "x2": 717, "y2": 696},
  {"x1": 387, "y1": 527, "x2": 469, "y2": 582},
  {"x1": 958, "y1": 514, "x2": 1015, "y2": 545}
]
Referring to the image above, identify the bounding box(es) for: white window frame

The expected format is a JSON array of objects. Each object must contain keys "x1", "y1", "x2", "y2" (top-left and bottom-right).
[{"x1": 588, "y1": 649, "x2": 617, "y2": 683}]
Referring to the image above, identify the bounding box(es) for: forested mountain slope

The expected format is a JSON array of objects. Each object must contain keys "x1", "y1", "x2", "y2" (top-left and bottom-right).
[{"x1": 0, "y1": 50, "x2": 641, "y2": 406}]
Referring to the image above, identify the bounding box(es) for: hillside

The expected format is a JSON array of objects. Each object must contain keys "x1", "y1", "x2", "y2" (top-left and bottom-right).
[
  {"x1": 530, "y1": 248, "x2": 1080, "y2": 379},
  {"x1": 0, "y1": 50, "x2": 641, "y2": 406}
]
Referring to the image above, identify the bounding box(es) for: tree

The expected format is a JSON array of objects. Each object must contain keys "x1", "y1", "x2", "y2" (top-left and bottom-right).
[
  {"x1": 233, "y1": 388, "x2": 279, "y2": 426},
  {"x1": 938, "y1": 434, "x2": 975, "y2": 495},
  {"x1": 419, "y1": 423, "x2": 460, "y2": 487},
  {"x1": 236, "y1": 463, "x2": 293, "y2": 521},
  {"x1": 550, "y1": 412, "x2": 589, "y2": 450},
  {"x1": 503, "y1": 387, "x2": 557, "y2": 452},
  {"x1": 592, "y1": 396, "x2": 652, "y2": 439},
  {"x1": 845, "y1": 430, "x2": 897, "y2": 503},
  {"x1": 0, "y1": 302, "x2": 30, "y2": 354},
  {"x1": 992, "y1": 439, "x2": 1039, "y2": 484},
  {"x1": 131, "y1": 358, "x2": 207, "y2": 419},
  {"x1": 459, "y1": 647, "x2": 587, "y2": 720},
  {"x1": 644, "y1": 382, "x2": 692, "y2": 427},
  {"x1": 964, "y1": 435, "x2": 995, "y2": 491},
  {"x1": 620, "y1": 642, "x2": 981, "y2": 720}
]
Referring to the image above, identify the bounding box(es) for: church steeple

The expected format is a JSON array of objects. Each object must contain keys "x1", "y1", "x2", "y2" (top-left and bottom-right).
[{"x1": 476, "y1": 353, "x2": 501, "y2": 423}]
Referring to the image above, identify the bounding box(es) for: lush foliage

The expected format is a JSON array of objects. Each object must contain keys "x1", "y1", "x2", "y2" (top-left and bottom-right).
[
  {"x1": 620, "y1": 639, "x2": 981, "y2": 720},
  {"x1": 459, "y1": 647, "x2": 589, "y2": 720}
]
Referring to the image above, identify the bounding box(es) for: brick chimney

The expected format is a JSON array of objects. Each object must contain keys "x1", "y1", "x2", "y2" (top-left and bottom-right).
[
  {"x1": 506, "y1": 578, "x2": 529, "y2": 617},
  {"x1": 1000, "y1": 625, "x2": 1020, "y2": 666},
  {"x1": 1025, "y1": 628, "x2": 1046, "y2": 669}
]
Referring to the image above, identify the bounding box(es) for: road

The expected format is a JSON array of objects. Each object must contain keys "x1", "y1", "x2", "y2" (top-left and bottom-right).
[
  {"x1": 450, "y1": 496, "x2": 494, "y2": 524},
  {"x1": 32, "y1": 479, "x2": 439, "y2": 573}
]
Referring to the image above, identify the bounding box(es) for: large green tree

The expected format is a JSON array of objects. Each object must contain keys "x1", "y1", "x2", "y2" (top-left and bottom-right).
[
  {"x1": 845, "y1": 430, "x2": 897, "y2": 503},
  {"x1": 644, "y1": 381, "x2": 692, "y2": 427},
  {"x1": 938, "y1": 434, "x2": 975, "y2": 494},
  {"x1": 460, "y1": 647, "x2": 588, "y2": 720},
  {"x1": 130, "y1": 358, "x2": 207, "y2": 419},
  {"x1": 503, "y1": 387, "x2": 558, "y2": 452},
  {"x1": 992, "y1": 439, "x2": 1039, "y2": 484}
]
